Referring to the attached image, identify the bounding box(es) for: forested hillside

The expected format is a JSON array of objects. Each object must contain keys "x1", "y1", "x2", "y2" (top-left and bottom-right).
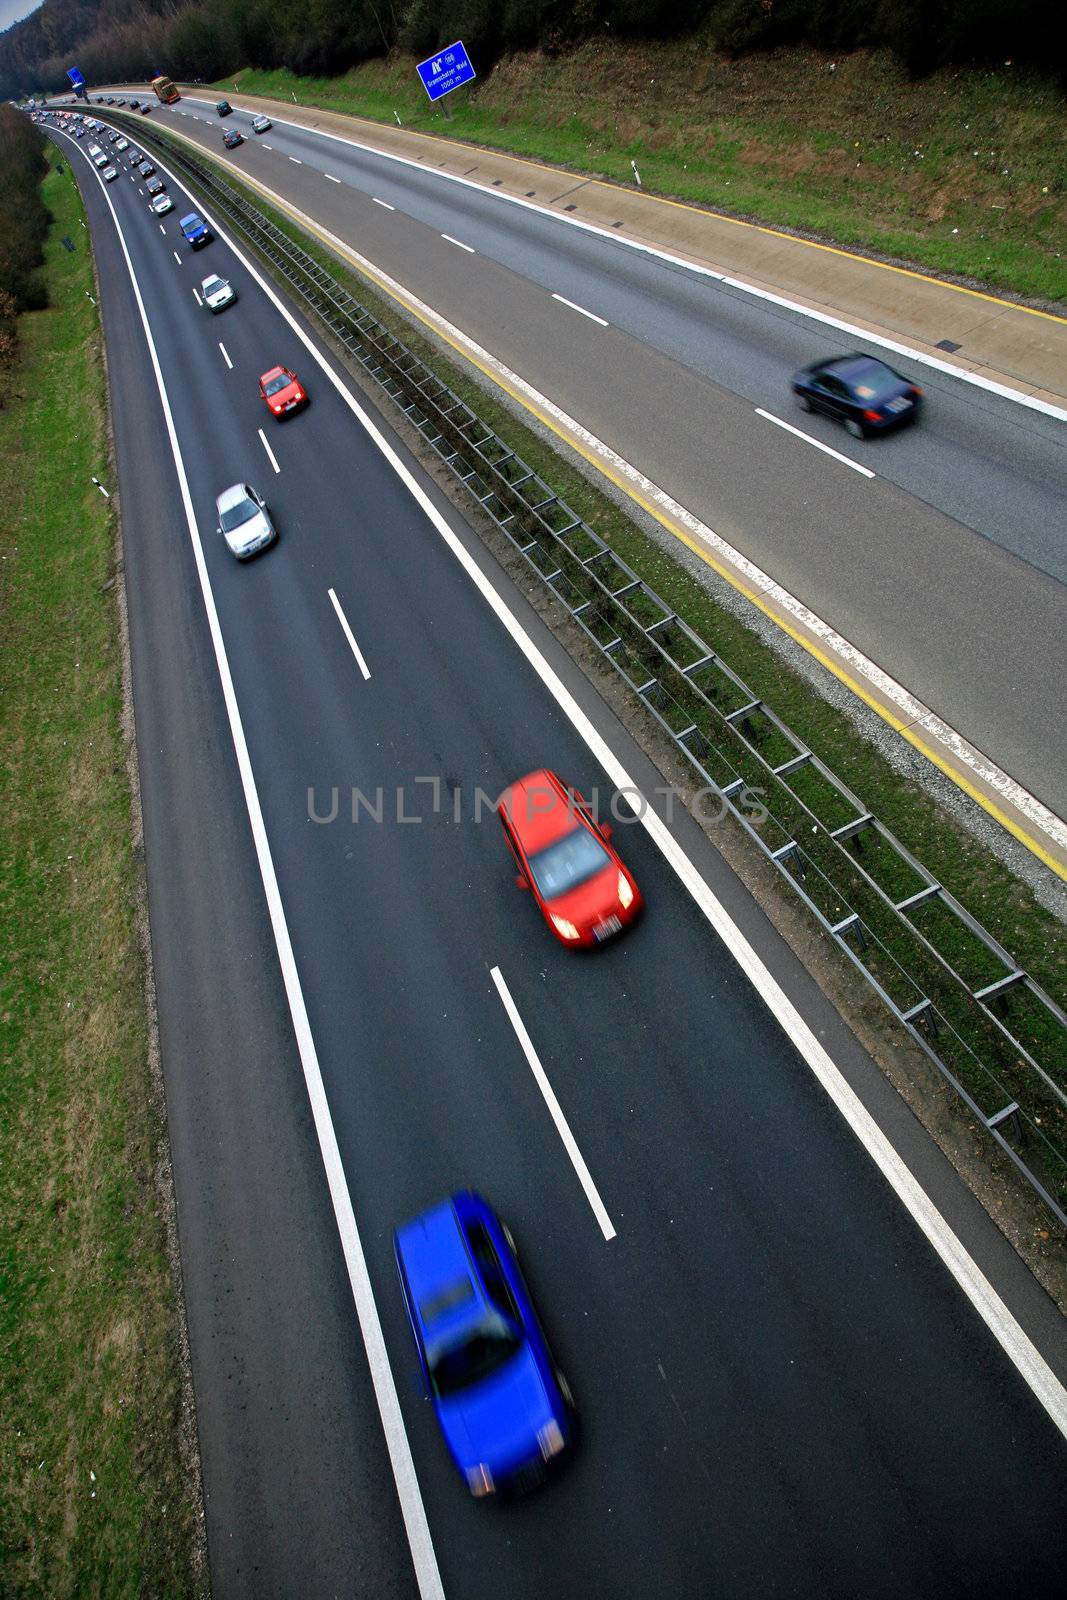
[{"x1": 2, "y1": 0, "x2": 1064, "y2": 101}]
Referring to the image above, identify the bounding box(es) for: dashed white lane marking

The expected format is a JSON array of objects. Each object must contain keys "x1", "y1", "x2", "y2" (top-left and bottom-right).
[
  {"x1": 324, "y1": 173, "x2": 341, "y2": 183},
  {"x1": 218, "y1": 342, "x2": 233, "y2": 370},
  {"x1": 327, "y1": 588, "x2": 372, "y2": 680},
  {"x1": 756, "y1": 407, "x2": 876, "y2": 479},
  {"x1": 257, "y1": 427, "x2": 281, "y2": 473},
  {"x1": 552, "y1": 291, "x2": 608, "y2": 328},
  {"x1": 491, "y1": 967, "x2": 616, "y2": 1242},
  {"x1": 289, "y1": 155, "x2": 302, "y2": 164},
  {"x1": 441, "y1": 232, "x2": 475, "y2": 253},
  {"x1": 172, "y1": 250, "x2": 181, "y2": 265},
  {"x1": 373, "y1": 197, "x2": 395, "y2": 211},
  {"x1": 262, "y1": 142, "x2": 272, "y2": 149},
  {"x1": 192, "y1": 289, "x2": 202, "y2": 306}
]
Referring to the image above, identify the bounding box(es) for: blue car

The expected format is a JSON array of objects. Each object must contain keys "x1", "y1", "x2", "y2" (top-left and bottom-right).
[
  {"x1": 179, "y1": 212, "x2": 212, "y2": 250},
  {"x1": 792, "y1": 352, "x2": 923, "y2": 439},
  {"x1": 394, "y1": 1190, "x2": 574, "y2": 1497}
]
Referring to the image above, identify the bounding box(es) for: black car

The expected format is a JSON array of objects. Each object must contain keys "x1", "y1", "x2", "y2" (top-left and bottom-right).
[
  {"x1": 222, "y1": 127, "x2": 243, "y2": 148},
  {"x1": 145, "y1": 177, "x2": 165, "y2": 196},
  {"x1": 215, "y1": 99, "x2": 232, "y2": 116},
  {"x1": 792, "y1": 353, "x2": 922, "y2": 439}
]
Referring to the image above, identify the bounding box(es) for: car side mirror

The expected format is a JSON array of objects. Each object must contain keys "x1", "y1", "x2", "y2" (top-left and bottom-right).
[{"x1": 514, "y1": 873, "x2": 529, "y2": 890}]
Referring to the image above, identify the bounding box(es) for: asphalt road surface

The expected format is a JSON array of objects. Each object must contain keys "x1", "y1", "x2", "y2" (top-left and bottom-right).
[
  {"x1": 143, "y1": 93, "x2": 1067, "y2": 818},
  {"x1": 51, "y1": 126, "x2": 1067, "y2": 1600}
]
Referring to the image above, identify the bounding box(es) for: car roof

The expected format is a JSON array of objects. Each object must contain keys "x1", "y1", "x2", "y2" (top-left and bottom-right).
[
  {"x1": 396, "y1": 1196, "x2": 489, "y2": 1342},
  {"x1": 499, "y1": 768, "x2": 576, "y2": 852},
  {"x1": 216, "y1": 483, "x2": 253, "y2": 512},
  {"x1": 825, "y1": 353, "x2": 896, "y2": 383},
  {"x1": 179, "y1": 213, "x2": 201, "y2": 226}
]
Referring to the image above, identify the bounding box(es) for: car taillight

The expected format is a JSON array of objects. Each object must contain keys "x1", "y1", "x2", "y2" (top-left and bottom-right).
[
  {"x1": 863, "y1": 409, "x2": 881, "y2": 423},
  {"x1": 911, "y1": 386, "x2": 923, "y2": 397}
]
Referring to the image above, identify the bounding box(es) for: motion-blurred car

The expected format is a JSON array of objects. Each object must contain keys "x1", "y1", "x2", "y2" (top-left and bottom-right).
[
  {"x1": 145, "y1": 176, "x2": 165, "y2": 195},
  {"x1": 222, "y1": 127, "x2": 243, "y2": 149},
  {"x1": 497, "y1": 768, "x2": 642, "y2": 947},
  {"x1": 258, "y1": 365, "x2": 307, "y2": 417},
  {"x1": 200, "y1": 274, "x2": 236, "y2": 312},
  {"x1": 138, "y1": 159, "x2": 155, "y2": 177},
  {"x1": 251, "y1": 114, "x2": 272, "y2": 133},
  {"x1": 394, "y1": 1189, "x2": 575, "y2": 1498},
  {"x1": 101, "y1": 164, "x2": 118, "y2": 181},
  {"x1": 179, "y1": 211, "x2": 211, "y2": 249},
  {"x1": 150, "y1": 193, "x2": 173, "y2": 216},
  {"x1": 214, "y1": 484, "x2": 276, "y2": 559},
  {"x1": 791, "y1": 353, "x2": 923, "y2": 439}
]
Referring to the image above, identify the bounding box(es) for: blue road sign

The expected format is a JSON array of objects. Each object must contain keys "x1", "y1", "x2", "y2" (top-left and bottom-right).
[
  {"x1": 67, "y1": 67, "x2": 85, "y2": 88},
  {"x1": 416, "y1": 40, "x2": 476, "y2": 103}
]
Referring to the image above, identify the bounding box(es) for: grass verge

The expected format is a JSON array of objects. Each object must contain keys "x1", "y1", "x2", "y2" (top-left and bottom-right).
[
  {"x1": 0, "y1": 159, "x2": 199, "y2": 1595},
  {"x1": 219, "y1": 41, "x2": 1067, "y2": 307}
]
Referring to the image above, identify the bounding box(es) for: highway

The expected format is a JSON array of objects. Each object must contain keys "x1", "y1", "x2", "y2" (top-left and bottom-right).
[
  {"x1": 123, "y1": 92, "x2": 1067, "y2": 821},
  {"x1": 50, "y1": 123, "x2": 1067, "y2": 1599}
]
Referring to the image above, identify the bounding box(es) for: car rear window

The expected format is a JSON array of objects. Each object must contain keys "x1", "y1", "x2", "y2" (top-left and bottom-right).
[
  {"x1": 418, "y1": 1277, "x2": 476, "y2": 1326},
  {"x1": 842, "y1": 360, "x2": 901, "y2": 400},
  {"x1": 427, "y1": 1316, "x2": 520, "y2": 1398}
]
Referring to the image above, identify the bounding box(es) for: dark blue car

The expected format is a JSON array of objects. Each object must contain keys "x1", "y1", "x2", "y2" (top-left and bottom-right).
[
  {"x1": 395, "y1": 1190, "x2": 574, "y2": 1497},
  {"x1": 792, "y1": 352, "x2": 922, "y2": 438},
  {"x1": 179, "y1": 212, "x2": 212, "y2": 250}
]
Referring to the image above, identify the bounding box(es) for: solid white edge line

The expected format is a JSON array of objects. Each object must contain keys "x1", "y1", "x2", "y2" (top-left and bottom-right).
[
  {"x1": 490, "y1": 968, "x2": 616, "y2": 1241},
  {"x1": 175, "y1": 95, "x2": 1067, "y2": 425},
  {"x1": 257, "y1": 426, "x2": 281, "y2": 473},
  {"x1": 88, "y1": 126, "x2": 1067, "y2": 1442},
  {"x1": 552, "y1": 291, "x2": 608, "y2": 328},
  {"x1": 75, "y1": 132, "x2": 447, "y2": 1600},
  {"x1": 218, "y1": 342, "x2": 233, "y2": 370},
  {"x1": 327, "y1": 587, "x2": 372, "y2": 680},
  {"x1": 755, "y1": 407, "x2": 876, "y2": 479},
  {"x1": 373, "y1": 196, "x2": 396, "y2": 211},
  {"x1": 440, "y1": 232, "x2": 475, "y2": 254}
]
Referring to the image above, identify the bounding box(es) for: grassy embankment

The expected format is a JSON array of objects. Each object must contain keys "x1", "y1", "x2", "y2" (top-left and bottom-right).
[
  {"x1": 0, "y1": 159, "x2": 198, "y2": 1595},
  {"x1": 222, "y1": 41, "x2": 1067, "y2": 306}
]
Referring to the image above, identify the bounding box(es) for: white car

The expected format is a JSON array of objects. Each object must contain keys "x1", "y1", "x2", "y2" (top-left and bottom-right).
[
  {"x1": 101, "y1": 165, "x2": 118, "y2": 182},
  {"x1": 150, "y1": 193, "x2": 174, "y2": 215},
  {"x1": 215, "y1": 484, "x2": 276, "y2": 559},
  {"x1": 115, "y1": 137, "x2": 129, "y2": 151},
  {"x1": 200, "y1": 274, "x2": 236, "y2": 312}
]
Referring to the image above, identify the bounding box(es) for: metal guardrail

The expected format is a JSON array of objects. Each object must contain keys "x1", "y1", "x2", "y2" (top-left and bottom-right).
[{"x1": 128, "y1": 125, "x2": 1067, "y2": 1226}]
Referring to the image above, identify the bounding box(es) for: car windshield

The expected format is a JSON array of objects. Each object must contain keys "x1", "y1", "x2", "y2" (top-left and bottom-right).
[
  {"x1": 428, "y1": 1313, "x2": 521, "y2": 1398},
  {"x1": 204, "y1": 278, "x2": 226, "y2": 295},
  {"x1": 263, "y1": 372, "x2": 292, "y2": 397},
  {"x1": 219, "y1": 497, "x2": 258, "y2": 532},
  {"x1": 526, "y1": 824, "x2": 610, "y2": 899}
]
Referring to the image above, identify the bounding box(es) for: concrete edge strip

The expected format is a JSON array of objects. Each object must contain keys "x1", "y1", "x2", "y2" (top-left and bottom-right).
[
  {"x1": 170, "y1": 147, "x2": 1066, "y2": 877},
  {"x1": 61, "y1": 130, "x2": 446, "y2": 1600},
  {"x1": 174, "y1": 93, "x2": 1067, "y2": 426}
]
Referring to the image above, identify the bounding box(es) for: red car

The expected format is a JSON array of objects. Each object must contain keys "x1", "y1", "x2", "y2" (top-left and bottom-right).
[
  {"x1": 258, "y1": 365, "x2": 307, "y2": 417},
  {"x1": 497, "y1": 769, "x2": 642, "y2": 947}
]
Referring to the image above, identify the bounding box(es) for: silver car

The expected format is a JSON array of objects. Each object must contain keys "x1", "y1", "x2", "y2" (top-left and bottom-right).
[
  {"x1": 215, "y1": 484, "x2": 276, "y2": 559},
  {"x1": 201, "y1": 274, "x2": 236, "y2": 312},
  {"x1": 252, "y1": 114, "x2": 272, "y2": 133},
  {"x1": 150, "y1": 193, "x2": 174, "y2": 215}
]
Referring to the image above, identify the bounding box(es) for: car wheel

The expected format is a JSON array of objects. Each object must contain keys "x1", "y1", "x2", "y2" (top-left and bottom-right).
[
  {"x1": 796, "y1": 393, "x2": 812, "y2": 412},
  {"x1": 555, "y1": 1369, "x2": 574, "y2": 1408},
  {"x1": 845, "y1": 418, "x2": 865, "y2": 439}
]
